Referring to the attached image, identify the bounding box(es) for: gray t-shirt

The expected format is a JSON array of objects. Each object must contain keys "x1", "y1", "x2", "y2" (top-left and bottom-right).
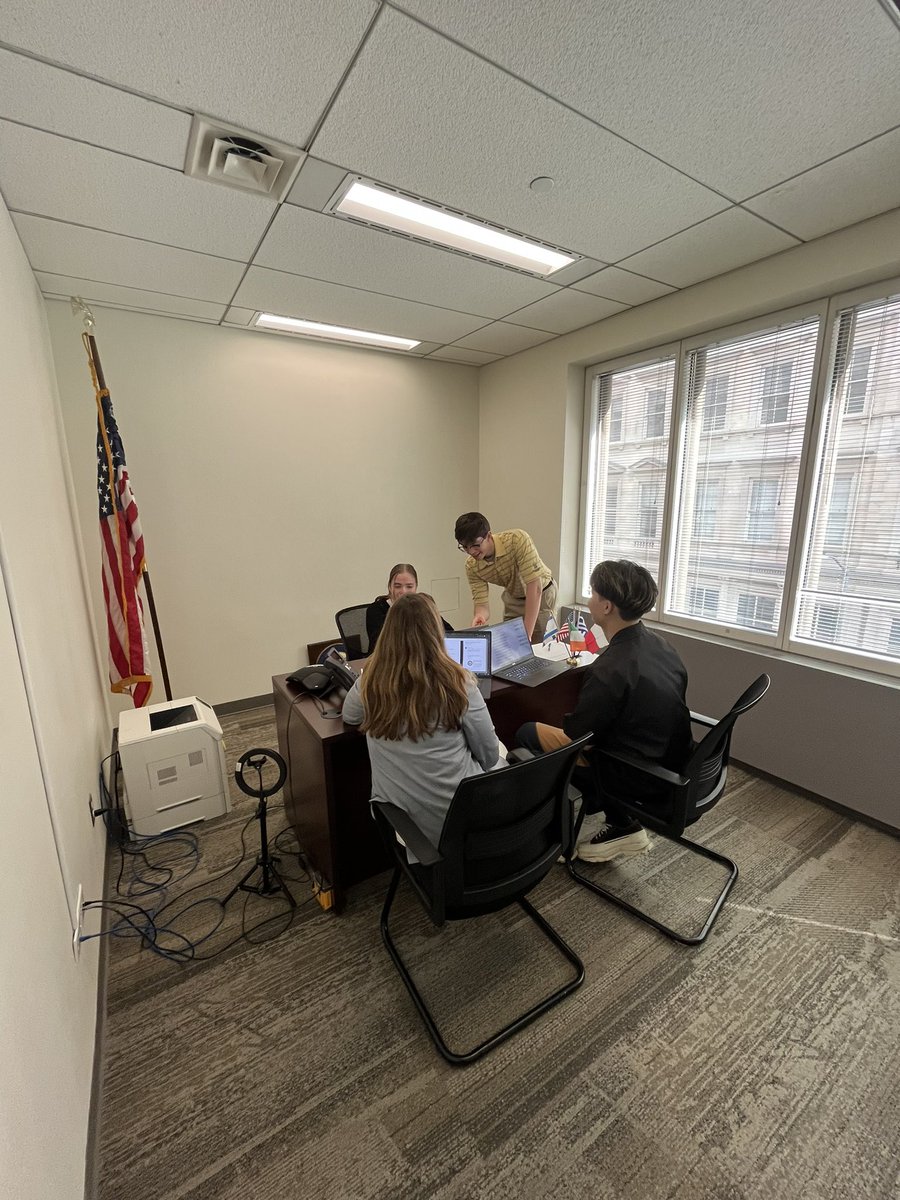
[{"x1": 341, "y1": 677, "x2": 500, "y2": 852}]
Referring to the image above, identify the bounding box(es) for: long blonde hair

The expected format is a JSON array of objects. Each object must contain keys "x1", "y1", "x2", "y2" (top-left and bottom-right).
[{"x1": 360, "y1": 593, "x2": 469, "y2": 741}]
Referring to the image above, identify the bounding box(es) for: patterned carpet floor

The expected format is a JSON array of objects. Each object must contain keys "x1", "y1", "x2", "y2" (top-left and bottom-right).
[{"x1": 93, "y1": 704, "x2": 900, "y2": 1200}]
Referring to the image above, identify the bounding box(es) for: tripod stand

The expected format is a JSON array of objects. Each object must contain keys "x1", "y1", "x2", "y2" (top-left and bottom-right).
[{"x1": 223, "y1": 748, "x2": 296, "y2": 909}]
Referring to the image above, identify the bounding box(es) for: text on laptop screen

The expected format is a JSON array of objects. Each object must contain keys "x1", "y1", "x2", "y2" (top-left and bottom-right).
[
  {"x1": 486, "y1": 618, "x2": 532, "y2": 670},
  {"x1": 444, "y1": 636, "x2": 490, "y2": 675}
]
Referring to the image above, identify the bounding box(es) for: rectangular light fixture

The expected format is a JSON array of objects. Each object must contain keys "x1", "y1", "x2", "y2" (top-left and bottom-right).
[
  {"x1": 254, "y1": 312, "x2": 420, "y2": 351},
  {"x1": 334, "y1": 180, "x2": 576, "y2": 277}
]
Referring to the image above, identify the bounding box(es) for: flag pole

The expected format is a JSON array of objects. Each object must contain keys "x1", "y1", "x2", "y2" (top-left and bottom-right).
[{"x1": 76, "y1": 300, "x2": 173, "y2": 702}]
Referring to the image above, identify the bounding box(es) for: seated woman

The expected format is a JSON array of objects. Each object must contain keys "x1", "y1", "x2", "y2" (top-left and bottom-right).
[
  {"x1": 342, "y1": 592, "x2": 501, "y2": 855},
  {"x1": 365, "y1": 563, "x2": 452, "y2": 652}
]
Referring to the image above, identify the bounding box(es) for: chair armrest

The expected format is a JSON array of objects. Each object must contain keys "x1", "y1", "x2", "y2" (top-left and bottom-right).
[
  {"x1": 376, "y1": 803, "x2": 443, "y2": 867},
  {"x1": 689, "y1": 710, "x2": 716, "y2": 728},
  {"x1": 591, "y1": 746, "x2": 688, "y2": 788},
  {"x1": 505, "y1": 747, "x2": 535, "y2": 764}
]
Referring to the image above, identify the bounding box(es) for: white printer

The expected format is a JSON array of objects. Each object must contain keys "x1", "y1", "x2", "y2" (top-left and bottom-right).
[{"x1": 117, "y1": 696, "x2": 231, "y2": 837}]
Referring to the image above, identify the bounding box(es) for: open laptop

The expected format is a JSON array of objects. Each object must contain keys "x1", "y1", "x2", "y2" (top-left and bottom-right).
[
  {"x1": 443, "y1": 629, "x2": 493, "y2": 697},
  {"x1": 483, "y1": 617, "x2": 573, "y2": 687}
]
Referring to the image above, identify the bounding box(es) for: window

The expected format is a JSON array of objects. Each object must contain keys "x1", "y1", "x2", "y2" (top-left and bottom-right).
[
  {"x1": 737, "y1": 593, "x2": 777, "y2": 631},
  {"x1": 693, "y1": 480, "x2": 721, "y2": 538},
  {"x1": 580, "y1": 357, "x2": 675, "y2": 592},
  {"x1": 702, "y1": 373, "x2": 729, "y2": 431},
  {"x1": 747, "y1": 479, "x2": 779, "y2": 542},
  {"x1": 645, "y1": 388, "x2": 666, "y2": 438},
  {"x1": 845, "y1": 346, "x2": 871, "y2": 415},
  {"x1": 639, "y1": 482, "x2": 660, "y2": 540},
  {"x1": 793, "y1": 292, "x2": 900, "y2": 662},
  {"x1": 760, "y1": 361, "x2": 793, "y2": 424},
  {"x1": 824, "y1": 475, "x2": 854, "y2": 548},
  {"x1": 889, "y1": 617, "x2": 900, "y2": 653},
  {"x1": 689, "y1": 585, "x2": 720, "y2": 617}
]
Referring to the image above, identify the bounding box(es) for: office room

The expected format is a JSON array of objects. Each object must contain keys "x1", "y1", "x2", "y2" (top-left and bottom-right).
[{"x1": 1, "y1": 3, "x2": 899, "y2": 1199}]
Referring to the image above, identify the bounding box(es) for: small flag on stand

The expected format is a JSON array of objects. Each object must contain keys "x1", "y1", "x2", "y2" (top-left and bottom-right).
[{"x1": 89, "y1": 334, "x2": 152, "y2": 707}]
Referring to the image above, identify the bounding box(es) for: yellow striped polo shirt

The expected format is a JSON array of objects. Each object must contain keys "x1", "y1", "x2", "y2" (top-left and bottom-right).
[{"x1": 465, "y1": 529, "x2": 553, "y2": 606}]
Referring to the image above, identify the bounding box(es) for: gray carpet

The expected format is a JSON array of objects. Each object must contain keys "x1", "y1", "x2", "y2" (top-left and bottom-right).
[{"x1": 94, "y1": 704, "x2": 900, "y2": 1200}]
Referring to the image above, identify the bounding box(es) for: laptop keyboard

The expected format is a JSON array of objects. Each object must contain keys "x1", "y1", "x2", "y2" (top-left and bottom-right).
[{"x1": 504, "y1": 659, "x2": 547, "y2": 681}]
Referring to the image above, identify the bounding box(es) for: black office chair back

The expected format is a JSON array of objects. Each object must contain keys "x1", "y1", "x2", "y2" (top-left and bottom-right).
[
  {"x1": 334, "y1": 604, "x2": 371, "y2": 659},
  {"x1": 682, "y1": 673, "x2": 771, "y2": 824},
  {"x1": 438, "y1": 735, "x2": 592, "y2": 916}
]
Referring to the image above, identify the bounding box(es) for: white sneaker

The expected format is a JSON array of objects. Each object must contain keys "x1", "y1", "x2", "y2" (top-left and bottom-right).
[
  {"x1": 575, "y1": 811, "x2": 607, "y2": 847},
  {"x1": 577, "y1": 821, "x2": 650, "y2": 863}
]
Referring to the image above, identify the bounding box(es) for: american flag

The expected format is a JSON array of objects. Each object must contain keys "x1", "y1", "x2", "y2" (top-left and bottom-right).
[{"x1": 95, "y1": 368, "x2": 152, "y2": 707}]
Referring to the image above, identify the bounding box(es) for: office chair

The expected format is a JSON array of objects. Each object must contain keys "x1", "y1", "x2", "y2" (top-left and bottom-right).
[
  {"x1": 567, "y1": 674, "x2": 770, "y2": 946},
  {"x1": 374, "y1": 734, "x2": 592, "y2": 1065},
  {"x1": 334, "y1": 604, "x2": 371, "y2": 659}
]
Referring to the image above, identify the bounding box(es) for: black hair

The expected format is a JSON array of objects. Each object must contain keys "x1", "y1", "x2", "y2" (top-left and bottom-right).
[
  {"x1": 589, "y1": 560, "x2": 658, "y2": 621},
  {"x1": 454, "y1": 512, "x2": 490, "y2": 545}
]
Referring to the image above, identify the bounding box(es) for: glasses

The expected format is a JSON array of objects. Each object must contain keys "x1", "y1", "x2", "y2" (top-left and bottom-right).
[{"x1": 457, "y1": 536, "x2": 488, "y2": 553}]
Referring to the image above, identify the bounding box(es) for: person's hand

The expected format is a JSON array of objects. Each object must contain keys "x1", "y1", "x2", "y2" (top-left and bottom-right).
[{"x1": 472, "y1": 614, "x2": 487, "y2": 626}]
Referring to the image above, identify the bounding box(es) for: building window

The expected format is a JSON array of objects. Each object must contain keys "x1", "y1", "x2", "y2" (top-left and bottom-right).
[
  {"x1": 748, "y1": 479, "x2": 779, "y2": 541},
  {"x1": 692, "y1": 480, "x2": 721, "y2": 538},
  {"x1": 645, "y1": 388, "x2": 666, "y2": 438},
  {"x1": 737, "y1": 593, "x2": 777, "y2": 631},
  {"x1": 760, "y1": 361, "x2": 793, "y2": 424},
  {"x1": 845, "y1": 346, "x2": 871, "y2": 415},
  {"x1": 639, "y1": 482, "x2": 660, "y2": 539},
  {"x1": 813, "y1": 603, "x2": 839, "y2": 643},
  {"x1": 604, "y1": 482, "x2": 618, "y2": 539},
  {"x1": 888, "y1": 617, "x2": 900, "y2": 653},
  {"x1": 824, "y1": 475, "x2": 854, "y2": 548},
  {"x1": 688, "y1": 585, "x2": 720, "y2": 617},
  {"x1": 608, "y1": 397, "x2": 623, "y2": 442},
  {"x1": 701, "y1": 373, "x2": 729, "y2": 431}
]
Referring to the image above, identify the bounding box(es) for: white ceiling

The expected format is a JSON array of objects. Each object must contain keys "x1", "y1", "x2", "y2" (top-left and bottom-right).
[{"x1": 1, "y1": 0, "x2": 898, "y2": 362}]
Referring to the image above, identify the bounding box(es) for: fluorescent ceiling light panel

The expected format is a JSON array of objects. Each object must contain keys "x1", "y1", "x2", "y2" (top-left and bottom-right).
[
  {"x1": 254, "y1": 312, "x2": 420, "y2": 350},
  {"x1": 335, "y1": 181, "x2": 576, "y2": 276}
]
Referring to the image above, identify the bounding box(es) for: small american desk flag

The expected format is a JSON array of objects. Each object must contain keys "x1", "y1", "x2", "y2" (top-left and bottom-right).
[{"x1": 95, "y1": 361, "x2": 152, "y2": 707}]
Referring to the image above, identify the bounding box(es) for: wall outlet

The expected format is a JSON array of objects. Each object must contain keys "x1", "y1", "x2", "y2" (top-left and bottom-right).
[{"x1": 72, "y1": 884, "x2": 84, "y2": 961}]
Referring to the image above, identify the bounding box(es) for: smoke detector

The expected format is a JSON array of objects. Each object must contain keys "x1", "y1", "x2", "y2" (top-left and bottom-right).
[{"x1": 184, "y1": 116, "x2": 305, "y2": 201}]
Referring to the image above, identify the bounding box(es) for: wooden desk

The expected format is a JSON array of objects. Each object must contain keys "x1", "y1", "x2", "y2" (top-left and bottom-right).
[{"x1": 273, "y1": 664, "x2": 587, "y2": 911}]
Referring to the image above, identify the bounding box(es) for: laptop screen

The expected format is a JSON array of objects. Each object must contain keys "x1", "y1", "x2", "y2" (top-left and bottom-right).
[
  {"x1": 482, "y1": 618, "x2": 532, "y2": 671},
  {"x1": 444, "y1": 633, "x2": 491, "y2": 677}
]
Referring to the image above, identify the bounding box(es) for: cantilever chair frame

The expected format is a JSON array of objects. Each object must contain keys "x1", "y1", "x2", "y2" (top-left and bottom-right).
[
  {"x1": 567, "y1": 674, "x2": 771, "y2": 946},
  {"x1": 375, "y1": 735, "x2": 592, "y2": 1066}
]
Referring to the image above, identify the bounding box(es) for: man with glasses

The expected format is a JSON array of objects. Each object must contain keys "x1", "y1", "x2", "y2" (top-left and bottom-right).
[{"x1": 454, "y1": 512, "x2": 557, "y2": 641}]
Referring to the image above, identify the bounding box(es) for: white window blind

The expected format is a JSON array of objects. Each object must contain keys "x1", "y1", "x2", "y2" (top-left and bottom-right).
[
  {"x1": 581, "y1": 357, "x2": 676, "y2": 595},
  {"x1": 666, "y1": 316, "x2": 820, "y2": 631},
  {"x1": 793, "y1": 293, "x2": 900, "y2": 663}
]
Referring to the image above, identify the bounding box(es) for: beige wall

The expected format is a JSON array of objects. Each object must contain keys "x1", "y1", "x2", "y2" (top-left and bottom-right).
[
  {"x1": 0, "y1": 201, "x2": 109, "y2": 1200},
  {"x1": 46, "y1": 306, "x2": 480, "y2": 705},
  {"x1": 478, "y1": 209, "x2": 900, "y2": 827}
]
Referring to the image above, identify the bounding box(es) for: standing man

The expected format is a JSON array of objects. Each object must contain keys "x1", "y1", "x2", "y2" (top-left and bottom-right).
[{"x1": 454, "y1": 512, "x2": 558, "y2": 641}]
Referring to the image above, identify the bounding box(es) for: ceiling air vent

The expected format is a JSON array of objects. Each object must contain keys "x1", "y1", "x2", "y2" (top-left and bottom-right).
[{"x1": 184, "y1": 115, "x2": 305, "y2": 202}]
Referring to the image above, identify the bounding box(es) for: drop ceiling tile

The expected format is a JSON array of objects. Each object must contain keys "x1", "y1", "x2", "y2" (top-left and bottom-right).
[
  {"x1": 428, "y1": 347, "x2": 502, "y2": 365},
  {"x1": 744, "y1": 128, "x2": 900, "y2": 242},
  {"x1": 233, "y1": 266, "x2": 488, "y2": 343},
  {"x1": 573, "y1": 266, "x2": 676, "y2": 305},
  {"x1": 285, "y1": 157, "x2": 350, "y2": 210},
  {"x1": 0, "y1": 48, "x2": 190, "y2": 168},
  {"x1": 255, "y1": 205, "x2": 560, "y2": 319},
  {"x1": 453, "y1": 322, "x2": 556, "y2": 356},
  {"x1": 0, "y1": 120, "x2": 271, "y2": 259},
  {"x1": 312, "y1": 8, "x2": 727, "y2": 263},
  {"x1": 42, "y1": 292, "x2": 219, "y2": 323},
  {"x1": 504, "y1": 289, "x2": 628, "y2": 334},
  {"x1": 12, "y1": 213, "x2": 244, "y2": 302},
  {"x1": 617, "y1": 208, "x2": 800, "y2": 289},
  {"x1": 3, "y1": 0, "x2": 378, "y2": 146},
  {"x1": 35, "y1": 273, "x2": 227, "y2": 320},
  {"x1": 398, "y1": 0, "x2": 900, "y2": 198},
  {"x1": 223, "y1": 307, "x2": 257, "y2": 327}
]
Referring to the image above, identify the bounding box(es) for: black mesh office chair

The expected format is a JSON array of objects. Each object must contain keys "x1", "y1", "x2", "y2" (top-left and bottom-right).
[
  {"x1": 374, "y1": 734, "x2": 592, "y2": 1065},
  {"x1": 334, "y1": 604, "x2": 371, "y2": 659},
  {"x1": 567, "y1": 674, "x2": 770, "y2": 946}
]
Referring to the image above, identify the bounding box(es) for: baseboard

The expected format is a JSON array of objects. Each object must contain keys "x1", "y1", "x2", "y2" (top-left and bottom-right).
[
  {"x1": 214, "y1": 693, "x2": 274, "y2": 716},
  {"x1": 733, "y1": 759, "x2": 900, "y2": 837},
  {"x1": 83, "y1": 842, "x2": 113, "y2": 1200}
]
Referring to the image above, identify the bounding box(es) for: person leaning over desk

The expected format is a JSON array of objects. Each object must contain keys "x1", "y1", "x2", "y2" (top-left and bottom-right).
[
  {"x1": 454, "y1": 511, "x2": 558, "y2": 641},
  {"x1": 342, "y1": 592, "x2": 503, "y2": 859},
  {"x1": 365, "y1": 562, "x2": 452, "y2": 652},
  {"x1": 516, "y1": 560, "x2": 691, "y2": 864}
]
